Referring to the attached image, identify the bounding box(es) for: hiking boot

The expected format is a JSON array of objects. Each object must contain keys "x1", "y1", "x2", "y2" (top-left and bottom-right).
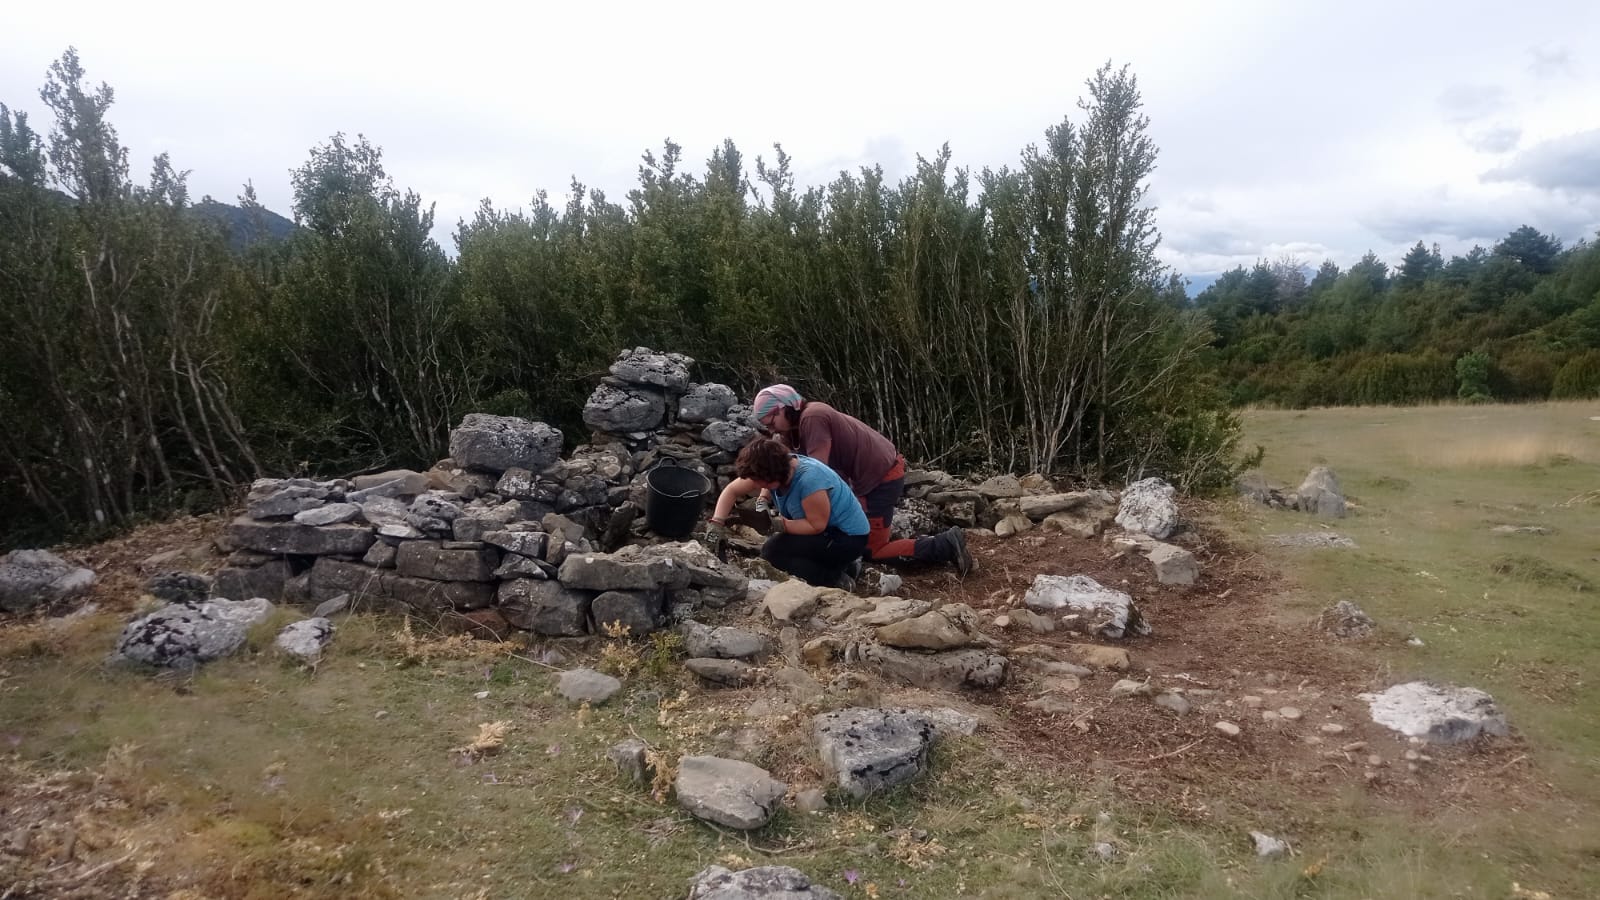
[
  {"x1": 944, "y1": 526, "x2": 976, "y2": 577},
  {"x1": 833, "y1": 571, "x2": 858, "y2": 593},
  {"x1": 913, "y1": 526, "x2": 976, "y2": 576},
  {"x1": 846, "y1": 558, "x2": 864, "y2": 580}
]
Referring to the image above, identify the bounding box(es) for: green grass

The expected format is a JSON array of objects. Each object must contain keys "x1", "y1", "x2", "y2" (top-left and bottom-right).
[{"x1": 4, "y1": 400, "x2": 1600, "y2": 898}]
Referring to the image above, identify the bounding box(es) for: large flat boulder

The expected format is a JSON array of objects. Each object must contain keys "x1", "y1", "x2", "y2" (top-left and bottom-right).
[
  {"x1": 875, "y1": 604, "x2": 981, "y2": 650},
  {"x1": 853, "y1": 643, "x2": 1008, "y2": 690},
  {"x1": 113, "y1": 597, "x2": 273, "y2": 668},
  {"x1": 394, "y1": 541, "x2": 499, "y2": 582},
  {"x1": 307, "y1": 558, "x2": 493, "y2": 614},
  {"x1": 813, "y1": 708, "x2": 940, "y2": 799},
  {"x1": 227, "y1": 518, "x2": 375, "y2": 557},
  {"x1": 609, "y1": 347, "x2": 693, "y2": 391},
  {"x1": 0, "y1": 549, "x2": 97, "y2": 614},
  {"x1": 1359, "y1": 681, "x2": 1508, "y2": 744},
  {"x1": 675, "y1": 756, "x2": 786, "y2": 830},
  {"x1": 447, "y1": 414, "x2": 563, "y2": 474},
  {"x1": 558, "y1": 544, "x2": 692, "y2": 592},
  {"x1": 1023, "y1": 574, "x2": 1149, "y2": 639}
]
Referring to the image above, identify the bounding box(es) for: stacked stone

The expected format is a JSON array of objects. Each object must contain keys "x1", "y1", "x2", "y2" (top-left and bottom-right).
[
  {"x1": 895, "y1": 469, "x2": 1121, "y2": 540},
  {"x1": 210, "y1": 410, "x2": 748, "y2": 639},
  {"x1": 580, "y1": 347, "x2": 761, "y2": 509}
]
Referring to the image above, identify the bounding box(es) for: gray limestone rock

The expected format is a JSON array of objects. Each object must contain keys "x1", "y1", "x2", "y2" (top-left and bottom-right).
[
  {"x1": 675, "y1": 755, "x2": 786, "y2": 829},
  {"x1": 1114, "y1": 478, "x2": 1181, "y2": 539},
  {"x1": 1295, "y1": 466, "x2": 1347, "y2": 518},
  {"x1": 1023, "y1": 574, "x2": 1149, "y2": 639},
  {"x1": 275, "y1": 617, "x2": 334, "y2": 661},
  {"x1": 609, "y1": 347, "x2": 693, "y2": 391},
  {"x1": 447, "y1": 414, "x2": 563, "y2": 474},
  {"x1": 813, "y1": 707, "x2": 940, "y2": 798},
  {"x1": 557, "y1": 667, "x2": 622, "y2": 704},
  {"x1": 497, "y1": 579, "x2": 592, "y2": 635},
  {"x1": 112, "y1": 597, "x2": 273, "y2": 668},
  {"x1": 1359, "y1": 681, "x2": 1508, "y2": 744},
  {"x1": 687, "y1": 865, "x2": 842, "y2": 900},
  {"x1": 678, "y1": 383, "x2": 737, "y2": 424}
]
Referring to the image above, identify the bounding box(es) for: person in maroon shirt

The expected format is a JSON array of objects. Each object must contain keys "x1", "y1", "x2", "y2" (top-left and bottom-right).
[{"x1": 750, "y1": 384, "x2": 974, "y2": 575}]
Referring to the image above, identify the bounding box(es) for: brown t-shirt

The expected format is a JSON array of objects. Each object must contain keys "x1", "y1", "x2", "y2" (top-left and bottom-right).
[{"x1": 782, "y1": 402, "x2": 901, "y2": 497}]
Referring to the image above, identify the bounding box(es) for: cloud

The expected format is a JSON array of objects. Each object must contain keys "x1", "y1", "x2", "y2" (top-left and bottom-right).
[
  {"x1": 1362, "y1": 186, "x2": 1598, "y2": 245},
  {"x1": 1464, "y1": 125, "x2": 1522, "y2": 154},
  {"x1": 1437, "y1": 84, "x2": 1509, "y2": 123},
  {"x1": 1528, "y1": 45, "x2": 1574, "y2": 79},
  {"x1": 1483, "y1": 128, "x2": 1600, "y2": 194}
]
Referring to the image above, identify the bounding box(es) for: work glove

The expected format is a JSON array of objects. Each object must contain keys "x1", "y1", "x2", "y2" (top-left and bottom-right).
[
  {"x1": 699, "y1": 519, "x2": 729, "y2": 555},
  {"x1": 753, "y1": 496, "x2": 771, "y2": 514}
]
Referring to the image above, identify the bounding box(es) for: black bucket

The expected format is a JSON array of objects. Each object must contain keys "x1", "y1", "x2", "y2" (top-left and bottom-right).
[{"x1": 645, "y1": 458, "x2": 712, "y2": 539}]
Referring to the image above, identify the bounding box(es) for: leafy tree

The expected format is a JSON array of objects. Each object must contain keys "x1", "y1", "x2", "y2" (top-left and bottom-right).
[
  {"x1": 1495, "y1": 225, "x2": 1562, "y2": 275},
  {"x1": 1455, "y1": 350, "x2": 1493, "y2": 401}
]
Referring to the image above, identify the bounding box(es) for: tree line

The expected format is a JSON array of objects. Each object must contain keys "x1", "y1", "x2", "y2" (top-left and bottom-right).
[
  {"x1": 1195, "y1": 227, "x2": 1600, "y2": 406},
  {"x1": 0, "y1": 50, "x2": 1238, "y2": 547}
]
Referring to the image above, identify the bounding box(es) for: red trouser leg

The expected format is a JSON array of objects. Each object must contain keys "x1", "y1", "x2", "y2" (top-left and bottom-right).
[{"x1": 858, "y1": 476, "x2": 916, "y2": 560}]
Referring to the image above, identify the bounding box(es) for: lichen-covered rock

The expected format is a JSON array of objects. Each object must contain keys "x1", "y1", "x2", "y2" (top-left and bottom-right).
[
  {"x1": 890, "y1": 498, "x2": 941, "y2": 539},
  {"x1": 702, "y1": 420, "x2": 757, "y2": 453},
  {"x1": 0, "y1": 549, "x2": 96, "y2": 614},
  {"x1": 679, "y1": 383, "x2": 737, "y2": 424},
  {"x1": 813, "y1": 707, "x2": 940, "y2": 798},
  {"x1": 145, "y1": 571, "x2": 211, "y2": 605},
  {"x1": 1114, "y1": 477, "x2": 1181, "y2": 539},
  {"x1": 583, "y1": 382, "x2": 667, "y2": 434},
  {"x1": 447, "y1": 413, "x2": 563, "y2": 474},
  {"x1": 688, "y1": 865, "x2": 842, "y2": 900},
  {"x1": 609, "y1": 347, "x2": 693, "y2": 391},
  {"x1": 276, "y1": 617, "x2": 334, "y2": 661},
  {"x1": 1024, "y1": 574, "x2": 1150, "y2": 639},
  {"x1": 113, "y1": 597, "x2": 273, "y2": 668}
]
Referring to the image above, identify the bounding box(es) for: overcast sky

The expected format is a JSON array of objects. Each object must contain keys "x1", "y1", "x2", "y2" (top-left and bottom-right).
[{"x1": 4, "y1": 0, "x2": 1598, "y2": 289}]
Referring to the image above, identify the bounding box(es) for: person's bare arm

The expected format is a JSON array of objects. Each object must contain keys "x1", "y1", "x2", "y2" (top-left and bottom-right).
[
  {"x1": 711, "y1": 478, "x2": 761, "y2": 523},
  {"x1": 778, "y1": 489, "x2": 831, "y2": 536}
]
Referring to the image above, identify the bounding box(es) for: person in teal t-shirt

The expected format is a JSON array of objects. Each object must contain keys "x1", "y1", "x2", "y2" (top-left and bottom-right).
[{"x1": 707, "y1": 438, "x2": 868, "y2": 589}]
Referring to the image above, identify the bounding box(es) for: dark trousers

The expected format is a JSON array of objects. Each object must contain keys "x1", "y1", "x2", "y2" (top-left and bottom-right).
[{"x1": 761, "y1": 528, "x2": 868, "y2": 587}]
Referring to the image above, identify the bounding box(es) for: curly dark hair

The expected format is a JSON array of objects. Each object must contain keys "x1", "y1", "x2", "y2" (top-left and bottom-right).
[{"x1": 734, "y1": 437, "x2": 792, "y2": 484}]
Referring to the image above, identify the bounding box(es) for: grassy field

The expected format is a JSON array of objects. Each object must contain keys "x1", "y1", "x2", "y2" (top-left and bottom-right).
[{"x1": 2, "y1": 401, "x2": 1598, "y2": 899}]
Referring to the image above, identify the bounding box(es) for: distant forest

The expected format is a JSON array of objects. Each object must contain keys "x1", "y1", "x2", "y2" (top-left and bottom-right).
[
  {"x1": 1194, "y1": 229, "x2": 1600, "y2": 406},
  {"x1": 1, "y1": 48, "x2": 1594, "y2": 548}
]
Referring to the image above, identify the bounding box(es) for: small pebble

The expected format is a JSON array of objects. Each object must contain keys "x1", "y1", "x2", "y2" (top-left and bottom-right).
[
  {"x1": 1320, "y1": 723, "x2": 1346, "y2": 735},
  {"x1": 474, "y1": 691, "x2": 490, "y2": 700},
  {"x1": 1407, "y1": 762, "x2": 1420, "y2": 773},
  {"x1": 1278, "y1": 706, "x2": 1302, "y2": 721},
  {"x1": 1214, "y1": 721, "x2": 1242, "y2": 737},
  {"x1": 1367, "y1": 754, "x2": 1385, "y2": 767},
  {"x1": 1341, "y1": 741, "x2": 1367, "y2": 752},
  {"x1": 1403, "y1": 749, "x2": 1420, "y2": 761},
  {"x1": 1261, "y1": 710, "x2": 1281, "y2": 722},
  {"x1": 1241, "y1": 695, "x2": 1264, "y2": 708},
  {"x1": 374, "y1": 710, "x2": 389, "y2": 719}
]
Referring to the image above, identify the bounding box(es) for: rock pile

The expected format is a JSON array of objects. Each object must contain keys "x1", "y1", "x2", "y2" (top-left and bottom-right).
[{"x1": 1238, "y1": 465, "x2": 1348, "y2": 519}]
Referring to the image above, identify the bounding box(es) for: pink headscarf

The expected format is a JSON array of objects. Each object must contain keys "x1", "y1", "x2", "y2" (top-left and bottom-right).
[{"x1": 752, "y1": 384, "x2": 803, "y2": 421}]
